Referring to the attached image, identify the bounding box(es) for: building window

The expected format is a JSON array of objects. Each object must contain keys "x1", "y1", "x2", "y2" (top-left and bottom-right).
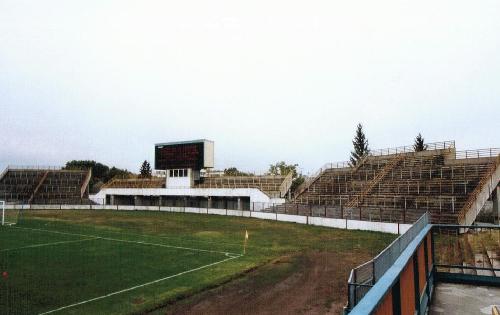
[{"x1": 169, "y1": 169, "x2": 189, "y2": 177}]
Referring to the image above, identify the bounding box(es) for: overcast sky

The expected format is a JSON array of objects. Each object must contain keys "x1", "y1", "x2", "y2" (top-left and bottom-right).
[{"x1": 1, "y1": 0, "x2": 499, "y2": 175}]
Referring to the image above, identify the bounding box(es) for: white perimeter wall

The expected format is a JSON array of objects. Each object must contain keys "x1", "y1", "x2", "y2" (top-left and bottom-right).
[
  {"x1": 90, "y1": 187, "x2": 277, "y2": 204},
  {"x1": 8, "y1": 204, "x2": 411, "y2": 235}
]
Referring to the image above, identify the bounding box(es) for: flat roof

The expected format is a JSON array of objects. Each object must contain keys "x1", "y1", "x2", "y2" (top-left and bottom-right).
[{"x1": 155, "y1": 139, "x2": 213, "y2": 147}]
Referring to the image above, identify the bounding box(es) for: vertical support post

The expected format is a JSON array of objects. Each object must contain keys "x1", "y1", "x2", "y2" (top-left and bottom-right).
[
  {"x1": 1, "y1": 201, "x2": 4, "y2": 226},
  {"x1": 413, "y1": 253, "x2": 421, "y2": 315},
  {"x1": 493, "y1": 186, "x2": 500, "y2": 224},
  {"x1": 340, "y1": 198, "x2": 343, "y2": 218},
  {"x1": 424, "y1": 235, "x2": 431, "y2": 304},
  {"x1": 392, "y1": 279, "x2": 401, "y2": 315}
]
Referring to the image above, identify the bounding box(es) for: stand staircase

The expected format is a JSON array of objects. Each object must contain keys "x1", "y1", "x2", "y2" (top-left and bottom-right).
[
  {"x1": 344, "y1": 154, "x2": 406, "y2": 209},
  {"x1": 27, "y1": 171, "x2": 49, "y2": 204}
]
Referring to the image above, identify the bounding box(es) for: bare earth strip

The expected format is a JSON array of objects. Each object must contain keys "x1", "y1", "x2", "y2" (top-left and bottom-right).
[{"x1": 152, "y1": 251, "x2": 370, "y2": 315}]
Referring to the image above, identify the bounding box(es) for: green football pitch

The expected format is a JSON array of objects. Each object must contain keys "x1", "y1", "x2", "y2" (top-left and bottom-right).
[{"x1": 0, "y1": 210, "x2": 394, "y2": 314}]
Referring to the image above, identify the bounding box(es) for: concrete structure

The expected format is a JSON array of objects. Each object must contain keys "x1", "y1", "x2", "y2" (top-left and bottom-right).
[
  {"x1": 429, "y1": 283, "x2": 500, "y2": 315},
  {"x1": 92, "y1": 140, "x2": 291, "y2": 208},
  {"x1": 494, "y1": 186, "x2": 500, "y2": 223},
  {"x1": 90, "y1": 187, "x2": 284, "y2": 209}
]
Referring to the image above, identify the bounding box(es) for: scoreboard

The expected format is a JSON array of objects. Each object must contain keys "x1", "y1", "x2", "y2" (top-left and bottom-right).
[{"x1": 155, "y1": 140, "x2": 214, "y2": 170}]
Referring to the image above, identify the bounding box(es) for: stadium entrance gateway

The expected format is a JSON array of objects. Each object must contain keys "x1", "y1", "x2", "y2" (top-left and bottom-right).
[{"x1": 91, "y1": 140, "x2": 290, "y2": 209}]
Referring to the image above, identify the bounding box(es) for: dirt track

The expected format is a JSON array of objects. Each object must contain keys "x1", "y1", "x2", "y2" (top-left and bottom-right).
[{"x1": 152, "y1": 251, "x2": 369, "y2": 315}]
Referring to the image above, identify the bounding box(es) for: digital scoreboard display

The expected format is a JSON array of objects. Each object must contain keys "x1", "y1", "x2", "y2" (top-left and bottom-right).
[{"x1": 155, "y1": 141, "x2": 206, "y2": 170}]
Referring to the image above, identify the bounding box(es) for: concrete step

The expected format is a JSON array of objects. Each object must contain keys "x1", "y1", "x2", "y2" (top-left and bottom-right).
[{"x1": 474, "y1": 253, "x2": 495, "y2": 276}]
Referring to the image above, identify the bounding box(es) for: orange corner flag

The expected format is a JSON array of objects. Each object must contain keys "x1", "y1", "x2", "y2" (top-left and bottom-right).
[{"x1": 243, "y1": 230, "x2": 249, "y2": 255}]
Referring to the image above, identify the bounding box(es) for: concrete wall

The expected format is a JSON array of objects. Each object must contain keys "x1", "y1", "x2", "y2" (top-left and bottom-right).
[
  {"x1": 90, "y1": 187, "x2": 276, "y2": 205},
  {"x1": 6, "y1": 204, "x2": 411, "y2": 234},
  {"x1": 461, "y1": 162, "x2": 500, "y2": 225}
]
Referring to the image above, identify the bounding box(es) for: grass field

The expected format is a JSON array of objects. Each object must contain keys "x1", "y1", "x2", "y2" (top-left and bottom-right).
[{"x1": 0, "y1": 210, "x2": 394, "y2": 314}]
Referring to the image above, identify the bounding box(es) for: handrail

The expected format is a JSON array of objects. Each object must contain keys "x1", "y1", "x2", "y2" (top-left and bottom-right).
[
  {"x1": 346, "y1": 212, "x2": 429, "y2": 311},
  {"x1": 81, "y1": 169, "x2": 92, "y2": 197},
  {"x1": 347, "y1": 223, "x2": 432, "y2": 315},
  {"x1": 0, "y1": 167, "x2": 9, "y2": 182},
  {"x1": 345, "y1": 154, "x2": 405, "y2": 209},
  {"x1": 369, "y1": 140, "x2": 455, "y2": 157},
  {"x1": 28, "y1": 171, "x2": 49, "y2": 204},
  {"x1": 457, "y1": 155, "x2": 500, "y2": 224},
  {"x1": 454, "y1": 148, "x2": 500, "y2": 160},
  {"x1": 7, "y1": 165, "x2": 63, "y2": 170},
  {"x1": 279, "y1": 171, "x2": 294, "y2": 198}
]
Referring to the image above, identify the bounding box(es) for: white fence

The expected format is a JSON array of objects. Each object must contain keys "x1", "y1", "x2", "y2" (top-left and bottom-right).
[{"x1": 5, "y1": 203, "x2": 411, "y2": 234}]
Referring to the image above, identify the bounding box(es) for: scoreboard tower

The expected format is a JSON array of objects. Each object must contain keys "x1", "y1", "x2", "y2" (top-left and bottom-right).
[{"x1": 155, "y1": 140, "x2": 214, "y2": 188}]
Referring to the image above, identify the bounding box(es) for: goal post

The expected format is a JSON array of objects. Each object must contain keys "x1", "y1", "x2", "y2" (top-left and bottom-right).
[
  {"x1": 1, "y1": 201, "x2": 20, "y2": 226},
  {"x1": 1, "y1": 200, "x2": 5, "y2": 226}
]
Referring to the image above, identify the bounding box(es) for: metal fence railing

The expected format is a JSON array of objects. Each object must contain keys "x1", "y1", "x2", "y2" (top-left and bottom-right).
[
  {"x1": 345, "y1": 212, "x2": 430, "y2": 311},
  {"x1": 369, "y1": 141, "x2": 455, "y2": 157},
  {"x1": 432, "y1": 224, "x2": 500, "y2": 277},
  {"x1": 5, "y1": 165, "x2": 64, "y2": 171},
  {"x1": 454, "y1": 148, "x2": 500, "y2": 160}
]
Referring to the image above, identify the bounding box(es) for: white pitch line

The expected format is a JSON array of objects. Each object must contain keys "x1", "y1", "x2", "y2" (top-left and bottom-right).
[
  {"x1": 38, "y1": 254, "x2": 242, "y2": 315},
  {"x1": 0, "y1": 238, "x2": 99, "y2": 252},
  {"x1": 12, "y1": 226, "x2": 241, "y2": 256}
]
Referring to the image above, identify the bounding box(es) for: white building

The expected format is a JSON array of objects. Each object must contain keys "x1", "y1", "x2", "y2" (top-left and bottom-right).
[{"x1": 91, "y1": 140, "x2": 292, "y2": 210}]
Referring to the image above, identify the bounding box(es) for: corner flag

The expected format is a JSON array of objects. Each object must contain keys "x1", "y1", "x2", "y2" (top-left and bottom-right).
[{"x1": 244, "y1": 230, "x2": 249, "y2": 254}]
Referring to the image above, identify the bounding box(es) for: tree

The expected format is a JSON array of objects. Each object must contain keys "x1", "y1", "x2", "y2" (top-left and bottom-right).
[
  {"x1": 64, "y1": 160, "x2": 131, "y2": 193},
  {"x1": 140, "y1": 160, "x2": 152, "y2": 178},
  {"x1": 267, "y1": 161, "x2": 304, "y2": 196},
  {"x1": 350, "y1": 123, "x2": 369, "y2": 166},
  {"x1": 268, "y1": 161, "x2": 298, "y2": 177},
  {"x1": 290, "y1": 175, "x2": 305, "y2": 193},
  {"x1": 223, "y1": 167, "x2": 253, "y2": 176},
  {"x1": 413, "y1": 133, "x2": 427, "y2": 152}
]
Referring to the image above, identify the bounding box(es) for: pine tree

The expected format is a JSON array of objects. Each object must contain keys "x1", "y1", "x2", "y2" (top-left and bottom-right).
[
  {"x1": 140, "y1": 160, "x2": 152, "y2": 178},
  {"x1": 413, "y1": 133, "x2": 427, "y2": 152},
  {"x1": 350, "y1": 123, "x2": 369, "y2": 166}
]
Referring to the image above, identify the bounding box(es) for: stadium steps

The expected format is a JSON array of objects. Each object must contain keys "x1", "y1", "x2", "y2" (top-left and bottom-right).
[
  {"x1": 344, "y1": 154, "x2": 406, "y2": 209},
  {"x1": 195, "y1": 175, "x2": 287, "y2": 198},
  {"x1": 461, "y1": 236, "x2": 477, "y2": 275}
]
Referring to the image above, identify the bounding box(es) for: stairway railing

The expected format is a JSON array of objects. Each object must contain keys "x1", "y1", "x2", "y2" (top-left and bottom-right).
[
  {"x1": 279, "y1": 171, "x2": 294, "y2": 198},
  {"x1": 28, "y1": 171, "x2": 49, "y2": 204},
  {"x1": 345, "y1": 154, "x2": 406, "y2": 209},
  {"x1": 457, "y1": 155, "x2": 500, "y2": 225},
  {"x1": 81, "y1": 169, "x2": 92, "y2": 197}
]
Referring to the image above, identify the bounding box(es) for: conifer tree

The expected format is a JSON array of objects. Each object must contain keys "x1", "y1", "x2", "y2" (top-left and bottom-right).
[
  {"x1": 413, "y1": 133, "x2": 427, "y2": 152},
  {"x1": 350, "y1": 123, "x2": 369, "y2": 166},
  {"x1": 140, "y1": 160, "x2": 152, "y2": 178}
]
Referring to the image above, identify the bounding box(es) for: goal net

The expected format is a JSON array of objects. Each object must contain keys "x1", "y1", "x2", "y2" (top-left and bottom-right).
[{"x1": 1, "y1": 201, "x2": 20, "y2": 226}]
